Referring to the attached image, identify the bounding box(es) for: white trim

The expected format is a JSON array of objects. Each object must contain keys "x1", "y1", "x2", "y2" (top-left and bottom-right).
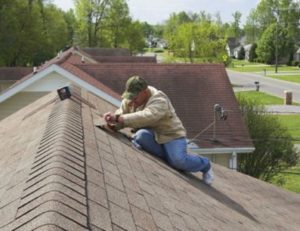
[
  {"x1": 0, "y1": 64, "x2": 121, "y2": 107},
  {"x1": 189, "y1": 147, "x2": 255, "y2": 155},
  {"x1": 73, "y1": 50, "x2": 98, "y2": 64},
  {"x1": 229, "y1": 151, "x2": 237, "y2": 171}
]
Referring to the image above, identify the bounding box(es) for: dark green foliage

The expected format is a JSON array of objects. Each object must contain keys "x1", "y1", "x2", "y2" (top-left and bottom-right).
[
  {"x1": 237, "y1": 97, "x2": 298, "y2": 182},
  {"x1": 237, "y1": 46, "x2": 245, "y2": 60},
  {"x1": 0, "y1": 0, "x2": 71, "y2": 66},
  {"x1": 249, "y1": 43, "x2": 257, "y2": 62}
]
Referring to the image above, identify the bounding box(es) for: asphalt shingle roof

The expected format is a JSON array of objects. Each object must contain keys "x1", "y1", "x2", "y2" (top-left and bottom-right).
[
  {"x1": 75, "y1": 63, "x2": 253, "y2": 149},
  {"x1": 0, "y1": 67, "x2": 32, "y2": 81},
  {"x1": 1, "y1": 86, "x2": 300, "y2": 230}
]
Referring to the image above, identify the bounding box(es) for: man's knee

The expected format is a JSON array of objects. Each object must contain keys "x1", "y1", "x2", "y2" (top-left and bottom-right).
[
  {"x1": 134, "y1": 129, "x2": 153, "y2": 144},
  {"x1": 169, "y1": 156, "x2": 186, "y2": 170}
]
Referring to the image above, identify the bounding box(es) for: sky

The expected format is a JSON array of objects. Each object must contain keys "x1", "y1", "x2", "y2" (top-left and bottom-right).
[{"x1": 52, "y1": 0, "x2": 260, "y2": 25}]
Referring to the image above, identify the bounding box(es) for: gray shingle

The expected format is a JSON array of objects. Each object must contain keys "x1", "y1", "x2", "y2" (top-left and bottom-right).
[{"x1": 1, "y1": 85, "x2": 300, "y2": 231}]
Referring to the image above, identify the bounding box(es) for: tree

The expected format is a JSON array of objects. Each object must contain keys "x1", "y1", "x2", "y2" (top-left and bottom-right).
[
  {"x1": 63, "y1": 9, "x2": 77, "y2": 46},
  {"x1": 256, "y1": 23, "x2": 293, "y2": 64},
  {"x1": 244, "y1": 0, "x2": 300, "y2": 45},
  {"x1": 124, "y1": 20, "x2": 146, "y2": 55},
  {"x1": 237, "y1": 46, "x2": 245, "y2": 60},
  {"x1": 74, "y1": 0, "x2": 110, "y2": 47},
  {"x1": 248, "y1": 43, "x2": 258, "y2": 62},
  {"x1": 227, "y1": 11, "x2": 242, "y2": 39},
  {"x1": 237, "y1": 97, "x2": 298, "y2": 182},
  {"x1": 105, "y1": 0, "x2": 131, "y2": 48},
  {"x1": 164, "y1": 12, "x2": 227, "y2": 63},
  {"x1": 0, "y1": 0, "x2": 69, "y2": 66}
]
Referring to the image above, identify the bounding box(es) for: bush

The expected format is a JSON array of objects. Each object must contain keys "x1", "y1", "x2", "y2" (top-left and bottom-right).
[
  {"x1": 292, "y1": 61, "x2": 299, "y2": 66},
  {"x1": 237, "y1": 97, "x2": 299, "y2": 182}
]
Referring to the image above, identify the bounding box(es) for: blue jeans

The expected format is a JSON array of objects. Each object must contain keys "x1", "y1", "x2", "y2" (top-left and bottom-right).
[{"x1": 132, "y1": 129, "x2": 210, "y2": 173}]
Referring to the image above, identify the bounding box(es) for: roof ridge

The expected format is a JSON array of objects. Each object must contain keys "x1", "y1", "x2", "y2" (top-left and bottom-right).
[
  {"x1": 9, "y1": 88, "x2": 89, "y2": 230},
  {"x1": 75, "y1": 63, "x2": 225, "y2": 67}
]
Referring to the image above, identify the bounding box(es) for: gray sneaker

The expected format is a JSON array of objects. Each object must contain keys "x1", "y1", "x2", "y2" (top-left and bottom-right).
[{"x1": 203, "y1": 168, "x2": 214, "y2": 185}]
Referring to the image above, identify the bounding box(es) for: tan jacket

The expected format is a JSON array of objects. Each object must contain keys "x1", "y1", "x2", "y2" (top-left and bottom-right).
[{"x1": 116, "y1": 86, "x2": 186, "y2": 143}]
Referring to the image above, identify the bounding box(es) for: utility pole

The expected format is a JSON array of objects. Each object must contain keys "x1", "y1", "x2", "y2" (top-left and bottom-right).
[
  {"x1": 274, "y1": 9, "x2": 279, "y2": 74},
  {"x1": 275, "y1": 12, "x2": 279, "y2": 73}
]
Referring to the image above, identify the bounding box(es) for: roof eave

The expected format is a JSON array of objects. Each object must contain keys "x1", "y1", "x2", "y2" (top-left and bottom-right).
[
  {"x1": 0, "y1": 64, "x2": 121, "y2": 107},
  {"x1": 189, "y1": 147, "x2": 255, "y2": 155}
]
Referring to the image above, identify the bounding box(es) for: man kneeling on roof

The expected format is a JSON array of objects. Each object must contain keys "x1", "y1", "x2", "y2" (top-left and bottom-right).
[{"x1": 104, "y1": 75, "x2": 214, "y2": 185}]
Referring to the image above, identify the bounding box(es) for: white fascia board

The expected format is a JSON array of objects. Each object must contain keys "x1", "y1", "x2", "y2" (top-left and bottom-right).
[
  {"x1": 0, "y1": 64, "x2": 121, "y2": 107},
  {"x1": 73, "y1": 50, "x2": 98, "y2": 64},
  {"x1": 0, "y1": 66, "x2": 57, "y2": 103},
  {"x1": 189, "y1": 147, "x2": 255, "y2": 155}
]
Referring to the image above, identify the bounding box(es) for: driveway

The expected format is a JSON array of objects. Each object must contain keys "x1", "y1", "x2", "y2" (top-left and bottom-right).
[{"x1": 227, "y1": 69, "x2": 300, "y2": 103}]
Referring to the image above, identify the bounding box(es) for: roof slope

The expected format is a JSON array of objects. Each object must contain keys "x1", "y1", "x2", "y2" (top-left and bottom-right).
[
  {"x1": 82, "y1": 48, "x2": 131, "y2": 57},
  {"x1": 0, "y1": 67, "x2": 32, "y2": 81},
  {"x1": 92, "y1": 56, "x2": 157, "y2": 63},
  {"x1": 1, "y1": 87, "x2": 300, "y2": 230},
  {"x1": 76, "y1": 63, "x2": 252, "y2": 149}
]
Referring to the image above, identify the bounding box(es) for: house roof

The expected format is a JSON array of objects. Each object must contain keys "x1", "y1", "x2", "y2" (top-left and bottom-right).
[
  {"x1": 92, "y1": 56, "x2": 157, "y2": 63},
  {"x1": 82, "y1": 47, "x2": 131, "y2": 57},
  {"x1": 0, "y1": 67, "x2": 32, "y2": 81},
  {"x1": 0, "y1": 47, "x2": 253, "y2": 150},
  {"x1": 0, "y1": 47, "x2": 122, "y2": 105},
  {"x1": 0, "y1": 87, "x2": 300, "y2": 230},
  {"x1": 75, "y1": 63, "x2": 253, "y2": 149},
  {"x1": 227, "y1": 37, "x2": 240, "y2": 49}
]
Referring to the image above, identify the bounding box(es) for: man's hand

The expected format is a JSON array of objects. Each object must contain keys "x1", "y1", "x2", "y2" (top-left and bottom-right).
[
  {"x1": 103, "y1": 112, "x2": 124, "y2": 131},
  {"x1": 104, "y1": 112, "x2": 115, "y2": 123}
]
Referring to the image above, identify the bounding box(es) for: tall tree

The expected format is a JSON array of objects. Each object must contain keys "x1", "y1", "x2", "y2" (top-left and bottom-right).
[
  {"x1": 244, "y1": 0, "x2": 300, "y2": 45},
  {"x1": 256, "y1": 23, "x2": 293, "y2": 64},
  {"x1": 74, "y1": 0, "x2": 110, "y2": 47},
  {"x1": 105, "y1": 0, "x2": 131, "y2": 48},
  {"x1": 228, "y1": 11, "x2": 242, "y2": 39},
  {"x1": 0, "y1": 0, "x2": 69, "y2": 66},
  {"x1": 124, "y1": 20, "x2": 146, "y2": 54}
]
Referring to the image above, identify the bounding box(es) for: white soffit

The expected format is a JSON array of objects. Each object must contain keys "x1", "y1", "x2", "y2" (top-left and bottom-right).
[{"x1": 0, "y1": 64, "x2": 121, "y2": 107}]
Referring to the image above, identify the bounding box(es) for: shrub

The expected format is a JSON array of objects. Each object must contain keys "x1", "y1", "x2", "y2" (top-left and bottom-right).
[{"x1": 237, "y1": 96, "x2": 299, "y2": 182}]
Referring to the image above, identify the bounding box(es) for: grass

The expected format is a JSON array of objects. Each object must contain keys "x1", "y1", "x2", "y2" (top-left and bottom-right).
[
  {"x1": 267, "y1": 74, "x2": 300, "y2": 84},
  {"x1": 277, "y1": 115, "x2": 300, "y2": 144},
  {"x1": 235, "y1": 90, "x2": 299, "y2": 105},
  {"x1": 228, "y1": 59, "x2": 300, "y2": 74},
  {"x1": 236, "y1": 90, "x2": 300, "y2": 193},
  {"x1": 272, "y1": 163, "x2": 300, "y2": 194}
]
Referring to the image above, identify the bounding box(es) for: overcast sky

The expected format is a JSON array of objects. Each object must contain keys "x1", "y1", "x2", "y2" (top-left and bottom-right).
[{"x1": 52, "y1": 0, "x2": 260, "y2": 25}]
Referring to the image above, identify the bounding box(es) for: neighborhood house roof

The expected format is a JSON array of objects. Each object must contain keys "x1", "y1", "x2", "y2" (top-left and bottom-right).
[
  {"x1": 0, "y1": 86, "x2": 300, "y2": 230},
  {"x1": 0, "y1": 47, "x2": 253, "y2": 151},
  {"x1": 82, "y1": 47, "x2": 131, "y2": 57},
  {"x1": 75, "y1": 63, "x2": 253, "y2": 149},
  {"x1": 0, "y1": 67, "x2": 32, "y2": 81}
]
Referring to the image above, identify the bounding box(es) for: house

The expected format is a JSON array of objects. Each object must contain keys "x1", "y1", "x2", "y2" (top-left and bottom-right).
[
  {"x1": 226, "y1": 37, "x2": 240, "y2": 58},
  {"x1": 0, "y1": 67, "x2": 32, "y2": 92},
  {"x1": 244, "y1": 44, "x2": 253, "y2": 60},
  {"x1": 0, "y1": 47, "x2": 155, "y2": 120},
  {"x1": 0, "y1": 85, "x2": 300, "y2": 230},
  {"x1": 295, "y1": 47, "x2": 300, "y2": 62},
  {"x1": 0, "y1": 46, "x2": 254, "y2": 169}
]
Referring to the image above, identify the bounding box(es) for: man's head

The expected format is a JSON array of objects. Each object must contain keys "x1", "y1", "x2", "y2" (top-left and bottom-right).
[{"x1": 122, "y1": 75, "x2": 148, "y2": 100}]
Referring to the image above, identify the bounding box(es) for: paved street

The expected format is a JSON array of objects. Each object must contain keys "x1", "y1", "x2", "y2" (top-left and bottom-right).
[{"x1": 227, "y1": 69, "x2": 300, "y2": 103}]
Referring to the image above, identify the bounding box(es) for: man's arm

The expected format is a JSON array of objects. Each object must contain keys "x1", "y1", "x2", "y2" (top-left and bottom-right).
[{"x1": 122, "y1": 98, "x2": 168, "y2": 128}]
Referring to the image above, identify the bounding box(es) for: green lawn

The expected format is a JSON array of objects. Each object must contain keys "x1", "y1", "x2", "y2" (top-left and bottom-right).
[
  {"x1": 235, "y1": 90, "x2": 300, "y2": 193},
  {"x1": 229, "y1": 60, "x2": 300, "y2": 74},
  {"x1": 273, "y1": 164, "x2": 300, "y2": 194},
  {"x1": 267, "y1": 74, "x2": 300, "y2": 84},
  {"x1": 235, "y1": 90, "x2": 297, "y2": 105},
  {"x1": 277, "y1": 115, "x2": 300, "y2": 144},
  {"x1": 235, "y1": 91, "x2": 300, "y2": 142}
]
